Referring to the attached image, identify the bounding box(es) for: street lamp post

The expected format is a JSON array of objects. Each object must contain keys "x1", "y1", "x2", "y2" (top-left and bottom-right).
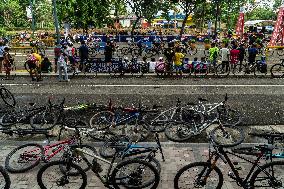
[{"x1": 52, "y1": 0, "x2": 60, "y2": 44}]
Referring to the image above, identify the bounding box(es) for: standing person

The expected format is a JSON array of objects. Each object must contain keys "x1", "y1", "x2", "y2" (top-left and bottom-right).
[
  {"x1": 78, "y1": 40, "x2": 89, "y2": 73},
  {"x1": 209, "y1": 43, "x2": 219, "y2": 67},
  {"x1": 237, "y1": 43, "x2": 246, "y2": 71},
  {"x1": 67, "y1": 43, "x2": 77, "y2": 73},
  {"x1": 104, "y1": 41, "x2": 114, "y2": 70},
  {"x1": 230, "y1": 46, "x2": 240, "y2": 70},
  {"x1": 57, "y1": 50, "x2": 69, "y2": 82},
  {"x1": 173, "y1": 47, "x2": 185, "y2": 78},
  {"x1": 220, "y1": 43, "x2": 230, "y2": 72},
  {"x1": 164, "y1": 42, "x2": 175, "y2": 76},
  {"x1": 54, "y1": 43, "x2": 61, "y2": 73},
  {"x1": 3, "y1": 47, "x2": 12, "y2": 80},
  {"x1": 248, "y1": 44, "x2": 258, "y2": 65},
  {"x1": 0, "y1": 41, "x2": 5, "y2": 73}
]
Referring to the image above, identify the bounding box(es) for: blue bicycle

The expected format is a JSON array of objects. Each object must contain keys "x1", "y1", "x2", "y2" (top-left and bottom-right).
[
  {"x1": 232, "y1": 132, "x2": 284, "y2": 159},
  {"x1": 99, "y1": 132, "x2": 165, "y2": 173},
  {"x1": 89, "y1": 100, "x2": 157, "y2": 142}
]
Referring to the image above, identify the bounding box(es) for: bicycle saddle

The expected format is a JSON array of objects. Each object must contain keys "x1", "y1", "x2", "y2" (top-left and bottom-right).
[{"x1": 198, "y1": 98, "x2": 208, "y2": 102}]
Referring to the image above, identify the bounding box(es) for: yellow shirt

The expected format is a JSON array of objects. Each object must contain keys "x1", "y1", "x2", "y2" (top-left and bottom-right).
[
  {"x1": 32, "y1": 53, "x2": 42, "y2": 65},
  {"x1": 174, "y1": 52, "x2": 185, "y2": 66}
]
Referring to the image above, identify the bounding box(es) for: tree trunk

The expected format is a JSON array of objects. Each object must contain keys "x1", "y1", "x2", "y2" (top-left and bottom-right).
[
  {"x1": 131, "y1": 16, "x2": 141, "y2": 38},
  {"x1": 179, "y1": 13, "x2": 189, "y2": 38}
]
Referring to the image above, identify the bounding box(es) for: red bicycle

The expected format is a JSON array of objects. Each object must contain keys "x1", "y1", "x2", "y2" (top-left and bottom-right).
[{"x1": 4, "y1": 127, "x2": 96, "y2": 173}]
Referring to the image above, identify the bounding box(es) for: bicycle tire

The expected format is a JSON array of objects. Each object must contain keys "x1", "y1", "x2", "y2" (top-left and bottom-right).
[
  {"x1": 89, "y1": 111, "x2": 114, "y2": 130},
  {"x1": 270, "y1": 64, "x2": 284, "y2": 78},
  {"x1": 210, "y1": 125, "x2": 244, "y2": 148},
  {"x1": 250, "y1": 161, "x2": 284, "y2": 188},
  {"x1": 37, "y1": 160, "x2": 87, "y2": 189},
  {"x1": 219, "y1": 108, "x2": 243, "y2": 126},
  {"x1": 132, "y1": 155, "x2": 161, "y2": 175},
  {"x1": 59, "y1": 144, "x2": 97, "y2": 176},
  {"x1": 174, "y1": 162, "x2": 223, "y2": 189},
  {"x1": 5, "y1": 143, "x2": 44, "y2": 173},
  {"x1": 0, "y1": 112, "x2": 17, "y2": 126},
  {"x1": 30, "y1": 110, "x2": 57, "y2": 130},
  {"x1": 0, "y1": 166, "x2": 10, "y2": 189},
  {"x1": 99, "y1": 135, "x2": 131, "y2": 158},
  {"x1": 253, "y1": 64, "x2": 267, "y2": 77},
  {"x1": 277, "y1": 49, "x2": 284, "y2": 56},
  {"x1": 164, "y1": 121, "x2": 195, "y2": 142},
  {"x1": 110, "y1": 159, "x2": 160, "y2": 189},
  {"x1": 0, "y1": 88, "x2": 16, "y2": 107}
]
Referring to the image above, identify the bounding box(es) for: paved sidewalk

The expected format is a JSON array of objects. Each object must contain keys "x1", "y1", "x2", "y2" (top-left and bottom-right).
[{"x1": 0, "y1": 142, "x2": 280, "y2": 189}]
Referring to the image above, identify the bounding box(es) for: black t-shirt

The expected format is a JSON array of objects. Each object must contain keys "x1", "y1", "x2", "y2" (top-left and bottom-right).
[
  {"x1": 104, "y1": 45, "x2": 113, "y2": 57},
  {"x1": 164, "y1": 48, "x2": 175, "y2": 62}
]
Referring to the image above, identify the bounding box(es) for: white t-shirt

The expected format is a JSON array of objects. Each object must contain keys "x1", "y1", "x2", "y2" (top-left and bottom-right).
[{"x1": 220, "y1": 48, "x2": 229, "y2": 62}]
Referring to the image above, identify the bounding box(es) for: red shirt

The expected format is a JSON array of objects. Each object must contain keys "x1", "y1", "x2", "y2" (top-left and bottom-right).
[{"x1": 230, "y1": 49, "x2": 240, "y2": 64}]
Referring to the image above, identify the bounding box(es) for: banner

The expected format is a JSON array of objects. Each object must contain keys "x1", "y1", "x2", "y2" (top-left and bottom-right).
[{"x1": 26, "y1": 6, "x2": 32, "y2": 19}]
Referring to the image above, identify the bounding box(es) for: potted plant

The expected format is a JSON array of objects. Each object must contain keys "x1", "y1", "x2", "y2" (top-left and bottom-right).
[{"x1": 204, "y1": 38, "x2": 211, "y2": 50}]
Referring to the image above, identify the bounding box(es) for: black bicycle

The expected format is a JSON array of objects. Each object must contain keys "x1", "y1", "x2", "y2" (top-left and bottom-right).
[
  {"x1": 174, "y1": 136, "x2": 284, "y2": 189},
  {"x1": 0, "y1": 85, "x2": 16, "y2": 107},
  {"x1": 37, "y1": 133, "x2": 160, "y2": 189}
]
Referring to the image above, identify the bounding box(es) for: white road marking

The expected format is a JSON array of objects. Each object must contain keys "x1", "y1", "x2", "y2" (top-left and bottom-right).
[{"x1": 1, "y1": 83, "x2": 284, "y2": 87}]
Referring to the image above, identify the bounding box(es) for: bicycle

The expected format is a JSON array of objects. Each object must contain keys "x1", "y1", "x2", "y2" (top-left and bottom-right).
[
  {"x1": 37, "y1": 138, "x2": 160, "y2": 189},
  {"x1": 143, "y1": 99, "x2": 203, "y2": 133},
  {"x1": 174, "y1": 136, "x2": 284, "y2": 189},
  {"x1": 0, "y1": 99, "x2": 55, "y2": 129},
  {"x1": 232, "y1": 132, "x2": 284, "y2": 159},
  {"x1": 215, "y1": 62, "x2": 242, "y2": 78},
  {"x1": 270, "y1": 59, "x2": 284, "y2": 78},
  {"x1": 0, "y1": 166, "x2": 10, "y2": 189},
  {"x1": 99, "y1": 132, "x2": 165, "y2": 174},
  {"x1": 4, "y1": 125, "x2": 96, "y2": 174},
  {"x1": 89, "y1": 100, "x2": 157, "y2": 142},
  {"x1": 0, "y1": 85, "x2": 15, "y2": 107},
  {"x1": 238, "y1": 60, "x2": 267, "y2": 77},
  {"x1": 165, "y1": 94, "x2": 243, "y2": 143}
]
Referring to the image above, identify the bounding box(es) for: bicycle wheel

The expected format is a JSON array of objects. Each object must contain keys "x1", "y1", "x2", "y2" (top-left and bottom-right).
[
  {"x1": 218, "y1": 107, "x2": 243, "y2": 125},
  {"x1": 0, "y1": 112, "x2": 17, "y2": 126},
  {"x1": 231, "y1": 63, "x2": 243, "y2": 75},
  {"x1": 37, "y1": 161, "x2": 87, "y2": 189},
  {"x1": 210, "y1": 125, "x2": 244, "y2": 148},
  {"x1": 59, "y1": 144, "x2": 97, "y2": 176},
  {"x1": 250, "y1": 161, "x2": 284, "y2": 188},
  {"x1": 110, "y1": 159, "x2": 160, "y2": 189},
  {"x1": 5, "y1": 143, "x2": 44, "y2": 173},
  {"x1": 174, "y1": 162, "x2": 223, "y2": 189},
  {"x1": 110, "y1": 121, "x2": 150, "y2": 142},
  {"x1": 30, "y1": 110, "x2": 57, "y2": 130},
  {"x1": 99, "y1": 135, "x2": 131, "y2": 158},
  {"x1": 0, "y1": 166, "x2": 10, "y2": 189},
  {"x1": 253, "y1": 64, "x2": 267, "y2": 77},
  {"x1": 0, "y1": 88, "x2": 16, "y2": 107},
  {"x1": 270, "y1": 64, "x2": 284, "y2": 78},
  {"x1": 164, "y1": 121, "x2": 195, "y2": 142},
  {"x1": 89, "y1": 111, "x2": 115, "y2": 141},
  {"x1": 277, "y1": 49, "x2": 284, "y2": 56},
  {"x1": 215, "y1": 64, "x2": 230, "y2": 78}
]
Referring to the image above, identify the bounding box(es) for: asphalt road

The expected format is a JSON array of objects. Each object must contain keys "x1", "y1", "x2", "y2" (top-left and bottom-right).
[{"x1": 1, "y1": 77, "x2": 284, "y2": 126}]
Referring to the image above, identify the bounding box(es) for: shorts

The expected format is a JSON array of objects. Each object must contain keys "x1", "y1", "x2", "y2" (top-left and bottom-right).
[{"x1": 174, "y1": 65, "x2": 183, "y2": 71}]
